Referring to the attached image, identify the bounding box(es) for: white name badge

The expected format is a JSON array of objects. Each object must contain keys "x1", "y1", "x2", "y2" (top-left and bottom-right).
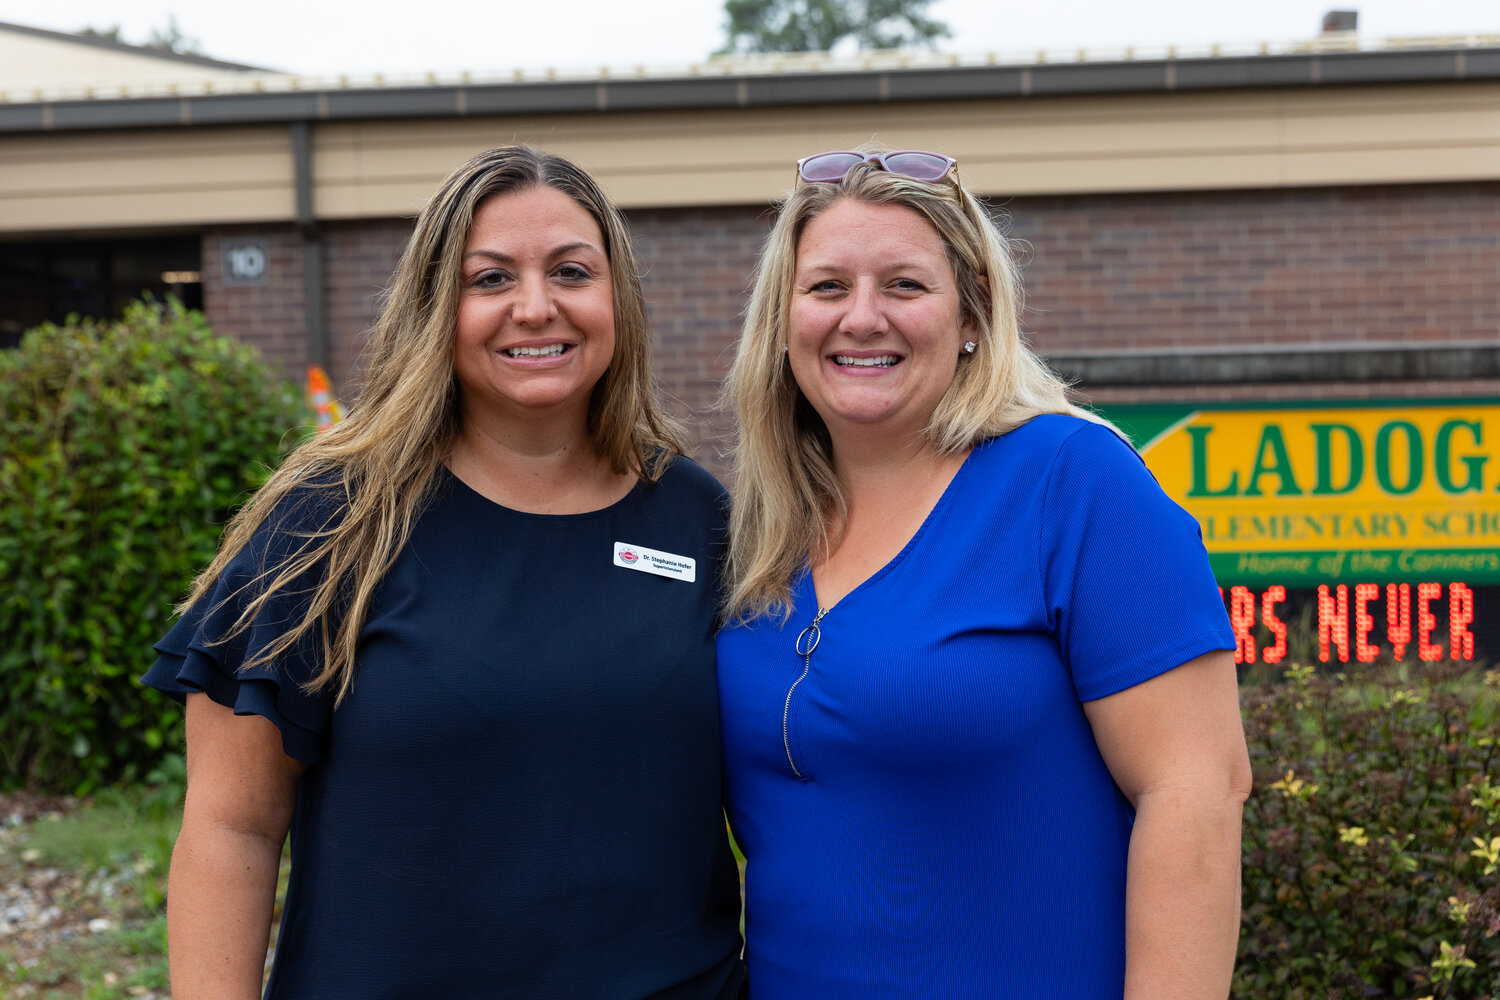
[{"x1": 613, "y1": 541, "x2": 696, "y2": 583}]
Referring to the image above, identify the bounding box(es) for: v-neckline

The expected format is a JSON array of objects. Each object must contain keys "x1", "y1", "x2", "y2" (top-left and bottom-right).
[{"x1": 803, "y1": 448, "x2": 975, "y2": 615}]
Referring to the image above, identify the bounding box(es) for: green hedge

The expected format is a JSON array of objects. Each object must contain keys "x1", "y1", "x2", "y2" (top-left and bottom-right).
[
  {"x1": 1239, "y1": 661, "x2": 1500, "y2": 999},
  {"x1": 0, "y1": 299, "x2": 305, "y2": 792}
]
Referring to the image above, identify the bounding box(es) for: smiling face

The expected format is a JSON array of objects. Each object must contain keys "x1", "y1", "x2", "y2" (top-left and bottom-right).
[
  {"x1": 453, "y1": 185, "x2": 615, "y2": 433},
  {"x1": 787, "y1": 197, "x2": 975, "y2": 447}
]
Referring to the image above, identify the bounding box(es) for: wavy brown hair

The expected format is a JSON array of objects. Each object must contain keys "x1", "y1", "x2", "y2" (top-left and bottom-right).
[{"x1": 184, "y1": 146, "x2": 685, "y2": 700}]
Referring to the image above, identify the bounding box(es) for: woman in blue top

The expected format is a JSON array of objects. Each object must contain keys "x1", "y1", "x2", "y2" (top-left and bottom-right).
[
  {"x1": 144, "y1": 147, "x2": 744, "y2": 999},
  {"x1": 717, "y1": 148, "x2": 1252, "y2": 998}
]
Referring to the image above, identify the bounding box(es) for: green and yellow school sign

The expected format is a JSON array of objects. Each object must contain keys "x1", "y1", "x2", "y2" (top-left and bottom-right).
[{"x1": 1104, "y1": 400, "x2": 1500, "y2": 585}]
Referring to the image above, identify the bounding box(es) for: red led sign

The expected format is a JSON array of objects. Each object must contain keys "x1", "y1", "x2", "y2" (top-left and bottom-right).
[{"x1": 1218, "y1": 581, "x2": 1477, "y2": 665}]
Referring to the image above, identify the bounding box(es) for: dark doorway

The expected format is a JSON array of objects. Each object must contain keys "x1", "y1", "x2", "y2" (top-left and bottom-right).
[{"x1": 0, "y1": 236, "x2": 202, "y2": 348}]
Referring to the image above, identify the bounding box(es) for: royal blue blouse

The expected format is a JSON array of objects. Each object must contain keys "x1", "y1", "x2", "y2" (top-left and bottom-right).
[{"x1": 718, "y1": 415, "x2": 1234, "y2": 998}]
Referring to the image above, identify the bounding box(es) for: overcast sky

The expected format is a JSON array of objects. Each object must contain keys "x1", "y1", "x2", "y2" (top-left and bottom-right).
[{"x1": 5, "y1": 0, "x2": 1498, "y2": 78}]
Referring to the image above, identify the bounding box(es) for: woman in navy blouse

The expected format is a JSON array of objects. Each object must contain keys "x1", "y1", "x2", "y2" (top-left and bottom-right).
[
  {"x1": 717, "y1": 147, "x2": 1252, "y2": 998},
  {"x1": 145, "y1": 147, "x2": 744, "y2": 1000}
]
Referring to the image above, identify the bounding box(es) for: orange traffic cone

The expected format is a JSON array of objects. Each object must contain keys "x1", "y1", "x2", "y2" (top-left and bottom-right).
[{"x1": 307, "y1": 365, "x2": 345, "y2": 432}]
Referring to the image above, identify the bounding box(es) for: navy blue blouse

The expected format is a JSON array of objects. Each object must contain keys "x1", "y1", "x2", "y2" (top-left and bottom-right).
[{"x1": 145, "y1": 459, "x2": 745, "y2": 999}]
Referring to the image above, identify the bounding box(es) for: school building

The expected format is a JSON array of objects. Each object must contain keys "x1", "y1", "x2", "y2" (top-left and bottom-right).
[{"x1": 2, "y1": 21, "x2": 1497, "y2": 660}]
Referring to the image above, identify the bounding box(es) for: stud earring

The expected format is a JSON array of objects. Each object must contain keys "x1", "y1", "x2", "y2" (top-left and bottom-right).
[{"x1": 962, "y1": 341, "x2": 977, "y2": 354}]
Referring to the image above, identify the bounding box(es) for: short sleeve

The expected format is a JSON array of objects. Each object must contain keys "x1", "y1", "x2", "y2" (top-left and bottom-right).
[
  {"x1": 1039, "y1": 422, "x2": 1234, "y2": 702},
  {"x1": 141, "y1": 490, "x2": 339, "y2": 763}
]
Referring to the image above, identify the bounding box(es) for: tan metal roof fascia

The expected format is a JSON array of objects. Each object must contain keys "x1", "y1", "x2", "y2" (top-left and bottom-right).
[{"x1": 2, "y1": 44, "x2": 1499, "y2": 133}]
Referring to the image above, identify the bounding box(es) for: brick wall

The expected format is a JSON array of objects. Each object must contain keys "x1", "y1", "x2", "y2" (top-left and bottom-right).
[
  {"x1": 629, "y1": 205, "x2": 771, "y2": 462},
  {"x1": 632, "y1": 183, "x2": 1500, "y2": 447},
  {"x1": 201, "y1": 227, "x2": 308, "y2": 378},
  {"x1": 323, "y1": 219, "x2": 410, "y2": 395},
  {"x1": 203, "y1": 220, "x2": 408, "y2": 397},
  {"x1": 202, "y1": 181, "x2": 1500, "y2": 447},
  {"x1": 1008, "y1": 182, "x2": 1500, "y2": 354}
]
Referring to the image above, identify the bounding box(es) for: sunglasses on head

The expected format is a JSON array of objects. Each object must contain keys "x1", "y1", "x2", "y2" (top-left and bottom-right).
[{"x1": 796, "y1": 149, "x2": 958, "y2": 185}]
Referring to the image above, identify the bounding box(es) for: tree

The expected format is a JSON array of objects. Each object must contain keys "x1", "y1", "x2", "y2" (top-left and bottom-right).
[
  {"x1": 77, "y1": 25, "x2": 124, "y2": 43},
  {"x1": 75, "y1": 16, "x2": 204, "y2": 56},
  {"x1": 717, "y1": 0, "x2": 950, "y2": 55},
  {"x1": 145, "y1": 15, "x2": 204, "y2": 56}
]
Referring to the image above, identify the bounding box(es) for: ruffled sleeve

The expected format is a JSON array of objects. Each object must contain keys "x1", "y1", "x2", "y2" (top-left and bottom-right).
[{"x1": 142, "y1": 490, "x2": 340, "y2": 763}]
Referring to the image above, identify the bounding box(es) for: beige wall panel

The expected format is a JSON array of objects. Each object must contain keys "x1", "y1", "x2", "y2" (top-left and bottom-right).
[
  {"x1": 1281, "y1": 105, "x2": 1500, "y2": 147},
  {"x1": 0, "y1": 127, "x2": 295, "y2": 232},
  {"x1": 976, "y1": 144, "x2": 1500, "y2": 195},
  {"x1": 0, "y1": 126, "x2": 292, "y2": 169},
  {"x1": 305, "y1": 83, "x2": 1500, "y2": 217},
  {"x1": 1276, "y1": 81, "x2": 1500, "y2": 115},
  {"x1": 1, "y1": 146, "x2": 291, "y2": 200},
  {"x1": 306, "y1": 107, "x2": 1029, "y2": 216},
  {"x1": 2, "y1": 187, "x2": 293, "y2": 231},
  {"x1": 307, "y1": 88, "x2": 1385, "y2": 161},
  {"x1": 593, "y1": 169, "x2": 791, "y2": 208},
  {"x1": 312, "y1": 122, "x2": 524, "y2": 217},
  {"x1": 1270, "y1": 145, "x2": 1500, "y2": 186},
  {"x1": 337, "y1": 116, "x2": 802, "y2": 204},
  {"x1": 980, "y1": 155, "x2": 1271, "y2": 194},
  {"x1": 315, "y1": 181, "x2": 440, "y2": 219},
  {"x1": 4, "y1": 80, "x2": 1498, "y2": 231},
  {"x1": 941, "y1": 117, "x2": 1284, "y2": 160}
]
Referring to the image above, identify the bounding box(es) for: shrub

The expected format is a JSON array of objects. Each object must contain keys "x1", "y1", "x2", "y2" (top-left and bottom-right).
[
  {"x1": 0, "y1": 298, "x2": 305, "y2": 792},
  {"x1": 1238, "y1": 661, "x2": 1500, "y2": 999}
]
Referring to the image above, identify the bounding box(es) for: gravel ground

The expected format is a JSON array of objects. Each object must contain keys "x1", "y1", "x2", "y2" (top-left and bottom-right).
[{"x1": 0, "y1": 793, "x2": 170, "y2": 999}]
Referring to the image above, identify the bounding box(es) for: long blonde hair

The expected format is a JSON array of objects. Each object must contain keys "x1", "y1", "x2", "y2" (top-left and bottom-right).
[
  {"x1": 722, "y1": 158, "x2": 1104, "y2": 623},
  {"x1": 185, "y1": 146, "x2": 685, "y2": 700}
]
